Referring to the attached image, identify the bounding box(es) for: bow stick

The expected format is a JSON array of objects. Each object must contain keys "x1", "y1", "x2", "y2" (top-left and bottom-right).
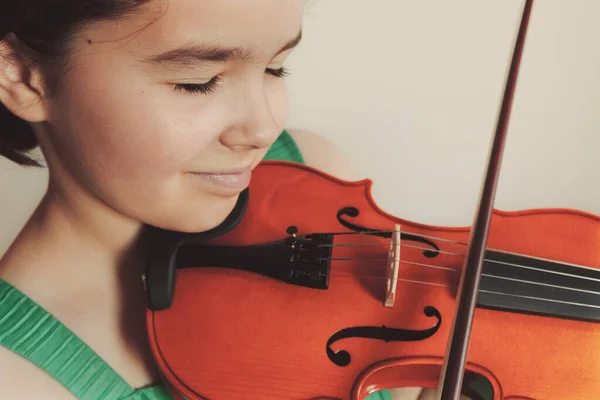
[{"x1": 436, "y1": 1, "x2": 535, "y2": 398}]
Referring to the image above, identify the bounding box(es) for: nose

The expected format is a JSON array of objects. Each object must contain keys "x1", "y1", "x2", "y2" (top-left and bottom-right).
[{"x1": 219, "y1": 83, "x2": 283, "y2": 152}]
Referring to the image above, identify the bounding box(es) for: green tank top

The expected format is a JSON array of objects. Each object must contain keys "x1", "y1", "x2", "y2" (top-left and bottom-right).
[{"x1": 0, "y1": 130, "x2": 394, "y2": 400}]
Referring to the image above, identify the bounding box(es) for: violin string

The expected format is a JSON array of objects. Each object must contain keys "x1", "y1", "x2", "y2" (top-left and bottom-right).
[
  {"x1": 320, "y1": 250, "x2": 600, "y2": 283},
  {"x1": 477, "y1": 256, "x2": 600, "y2": 283},
  {"x1": 485, "y1": 274, "x2": 600, "y2": 296},
  {"x1": 326, "y1": 274, "x2": 450, "y2": 288},
  {"x1": 325, "y1": 272, "x2": 600, "y2": 305},
  {"x1": 479, "y1": 289, "x2": 600, "y2": 310},
  {"x1": 313, "y1": 229, "x2": 596, "y2": 273},
  {"x1": 324, "y1": 242, "x2": 462, "y2": 257},
  {"x1": 318, "y1": 239, "x2": 600, "y2": 282},
  {"x1": 324, "y1": 257, "x2": 457, "y2": 272},
  {"x1": 309, "y1": 230, "x2": 468, "y2": 246},
  {"x1": 402, "y1": 260, "x2": 457, "y2": 272},
  {"x1": 328, "y1": 271, "x2": 600, "y2": 309},
  {"x1": 318, "y1": 257, "x2": 600, "y2": 296}
]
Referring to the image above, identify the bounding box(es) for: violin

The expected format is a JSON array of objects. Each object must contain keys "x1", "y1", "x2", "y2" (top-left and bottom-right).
[{"x1": 143, "y1": 1, "x2": 600, "y2": 399}]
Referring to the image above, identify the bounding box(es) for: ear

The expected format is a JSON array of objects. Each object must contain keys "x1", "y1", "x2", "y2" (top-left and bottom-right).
[{"x1": 0, "y1": 38, "x2": 49, "y2": 123}]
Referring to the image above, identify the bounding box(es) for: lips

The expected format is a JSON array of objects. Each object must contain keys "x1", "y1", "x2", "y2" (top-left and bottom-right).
[{"x1": 190, "y1": 169, "x2": 252, "y2": 192}]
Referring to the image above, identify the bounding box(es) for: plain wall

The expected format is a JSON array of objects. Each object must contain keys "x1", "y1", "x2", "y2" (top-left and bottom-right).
[{"x1": 1, "y1": 0, "x2": 598, "y2": 255}]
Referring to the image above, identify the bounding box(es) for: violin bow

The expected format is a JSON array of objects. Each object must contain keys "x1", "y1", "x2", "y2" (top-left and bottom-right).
[{"x1": 436, "y1": 1, "x2": 534, "y2": 399}]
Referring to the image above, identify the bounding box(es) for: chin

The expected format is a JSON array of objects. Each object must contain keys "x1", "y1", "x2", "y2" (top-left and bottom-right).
[{"x1": 159, "y1": 194, "x2": 241, "y2": 234}]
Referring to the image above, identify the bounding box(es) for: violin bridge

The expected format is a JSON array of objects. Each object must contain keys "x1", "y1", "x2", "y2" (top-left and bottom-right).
[{"x1": 385, "y1": 224, "x2": 401, "y2": 308}]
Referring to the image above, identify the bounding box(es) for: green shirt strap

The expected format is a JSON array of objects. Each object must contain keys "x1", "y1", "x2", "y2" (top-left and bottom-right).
[{"x1": 0, "y1": 280, "x2": 138, "y2": 399}]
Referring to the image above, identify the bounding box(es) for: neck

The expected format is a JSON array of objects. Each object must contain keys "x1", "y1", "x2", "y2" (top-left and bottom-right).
[
  {"x1": 0, "y1": 178, "x2": 166, "y2": 388},
  {"x1": 0, "y1": 178, "x2": 150, "y2": 300}
]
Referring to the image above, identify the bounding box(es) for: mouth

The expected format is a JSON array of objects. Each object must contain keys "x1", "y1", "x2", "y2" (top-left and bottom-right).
[{"x1": 190, "y1": 165, "x2": 255, "y2": 192}]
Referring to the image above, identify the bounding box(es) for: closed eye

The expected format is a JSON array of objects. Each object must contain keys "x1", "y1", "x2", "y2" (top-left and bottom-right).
[
  {"x1": 174, "y1": 76, "x2": 220, "y2": 95},
  {"x1": 174, "y1": 67, "x2": 290, "y2": 95},
  {"x1": 266, "y1": 67, "x2": 290, "y2": 78}
]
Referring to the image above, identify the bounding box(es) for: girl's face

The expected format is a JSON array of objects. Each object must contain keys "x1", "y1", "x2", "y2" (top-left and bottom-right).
[{"x1": 37, "y1": 0, "x2": 305, "y2": 232}]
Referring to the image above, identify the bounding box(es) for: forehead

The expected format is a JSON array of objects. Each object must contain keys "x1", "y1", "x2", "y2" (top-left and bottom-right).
[{"x1": 83, "y1": 0, "x2": 305, "y2": 58}]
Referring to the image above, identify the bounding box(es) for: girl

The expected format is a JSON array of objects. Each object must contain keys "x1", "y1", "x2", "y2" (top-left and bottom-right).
[{"x1": 0, "y1": 1, "x2": 477, "y2": 399}]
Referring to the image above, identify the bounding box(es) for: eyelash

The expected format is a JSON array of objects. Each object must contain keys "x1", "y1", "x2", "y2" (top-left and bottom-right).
[{"x1": 174, "y1": 67, "x2": 290, "y2": 95}]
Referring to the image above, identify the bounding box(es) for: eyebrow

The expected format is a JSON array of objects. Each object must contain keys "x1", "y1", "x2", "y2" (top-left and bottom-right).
[{"x1": 143, "y1": 30, "x2": 303, "y2": 68}]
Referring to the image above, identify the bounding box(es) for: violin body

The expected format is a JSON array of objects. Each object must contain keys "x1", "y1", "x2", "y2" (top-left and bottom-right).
[{"x1": 146, "y1": 161, "x2": 600, "y2": 400}]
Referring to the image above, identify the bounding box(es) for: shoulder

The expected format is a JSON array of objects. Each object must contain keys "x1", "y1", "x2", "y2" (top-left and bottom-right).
[{"x1": 285, "y1": 128, "x2": 364, "y2": 181}]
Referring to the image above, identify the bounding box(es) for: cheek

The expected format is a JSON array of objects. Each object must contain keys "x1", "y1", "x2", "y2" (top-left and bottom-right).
[
  {"x1": 51, "y1": 73, "x2": 218, "y2": 185},
  {"x1": 45, "y1": 60, "x2": 236, "y2": 229},
  {"x1": 267, "y1": 80, "x2": 289, "y2": 131}
]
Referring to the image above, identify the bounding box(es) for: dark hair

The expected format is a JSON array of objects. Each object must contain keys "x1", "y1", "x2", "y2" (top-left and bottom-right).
[{"x1": 0, "y1": 1, "x2": 151, "y2": 167}]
